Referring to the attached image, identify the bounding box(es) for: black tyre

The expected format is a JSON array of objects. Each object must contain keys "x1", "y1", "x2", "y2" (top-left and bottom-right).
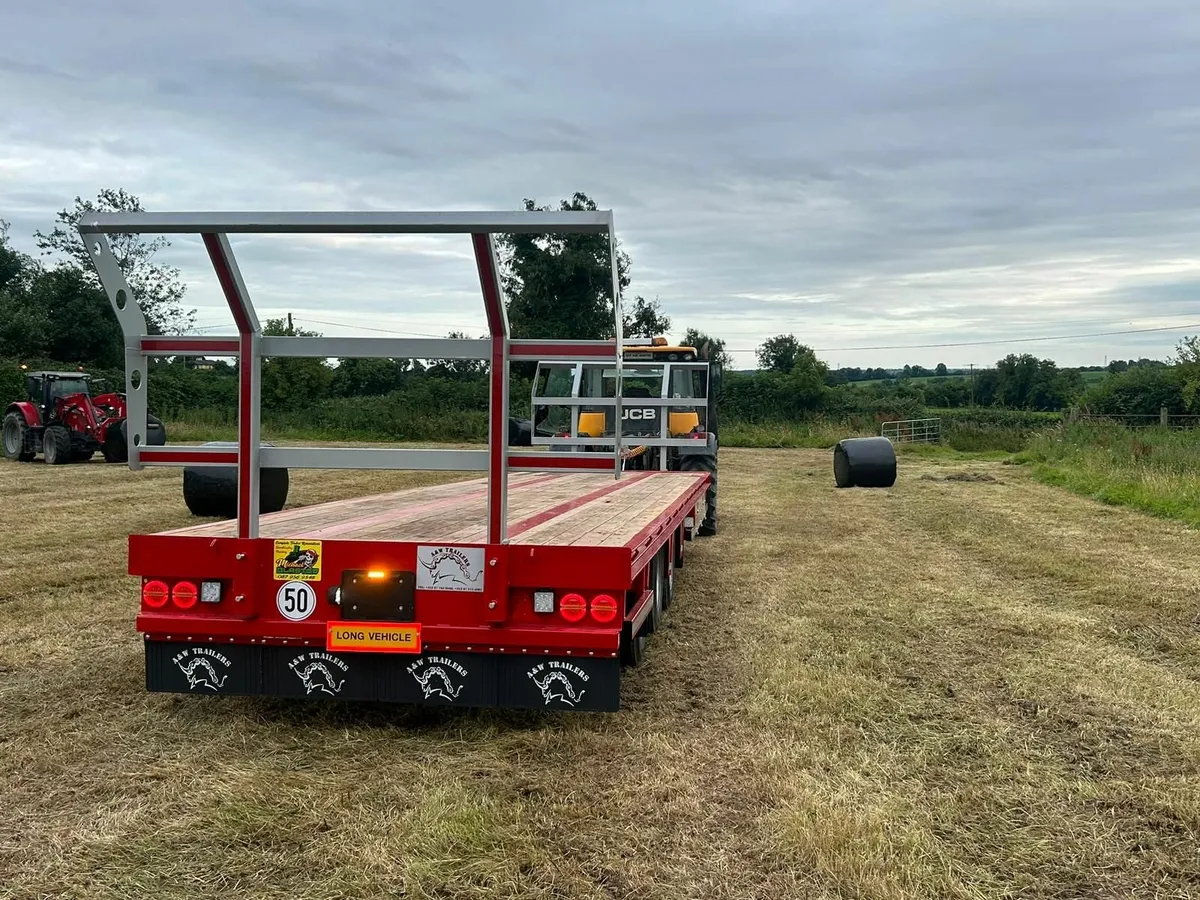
[
  {"x1": 644, "y1": 552, "x2": 664, "y2": 635},
  {"x1": 102, "y1": 424, "x2": 127, "y2": 463},
  {"x1": 2, "y1": 412, "x2": 34, "y2": 462},
  {"x1": 72, "y1": 449, "x2": 96, "y2": 462},
  {"x1": 620, "y1": 622, "x2": 647, "y2": 667},
  {"x1": 182, "y1": 441, "x2": 289, "y2": 518},
  {"x1": 661, "y1": 545, "x2": 675, "y2": 613},
  {"x1": 144, "y1": 414, "x2": 167, "y2": 447},
  {"x1": 43, "y1": 425, "x2": 72, "y2": 465},
  {"x1": 679, "y1": 452, "x2": 718, "y2": 536}
]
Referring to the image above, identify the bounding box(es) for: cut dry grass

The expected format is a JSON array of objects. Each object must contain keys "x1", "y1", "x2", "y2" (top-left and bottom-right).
[{"x1": 2, "y1": 449, "x2": 1199, "y2": 898}]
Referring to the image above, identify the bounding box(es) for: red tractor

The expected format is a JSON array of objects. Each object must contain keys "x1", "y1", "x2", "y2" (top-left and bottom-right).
[{"x1": 2, "y1": 370, "x2": 166, "y2": 464}]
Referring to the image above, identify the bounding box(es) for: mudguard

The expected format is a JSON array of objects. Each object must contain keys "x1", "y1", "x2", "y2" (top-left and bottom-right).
[{"x1": 5, "y1": 402, "x2": 40, "y2": 427}]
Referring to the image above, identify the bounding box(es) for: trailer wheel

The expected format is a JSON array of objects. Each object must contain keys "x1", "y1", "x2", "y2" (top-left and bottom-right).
[
  {"x1": 661, "y1": 545, "x2": 675, "y2": 613},
  {"x1": 2, "y1": 412, "x2": 34, "y2": 462},
  {"x1": 645, "y1": 552, "x2": 664, "y2": 634},
  {"x1": 621, "y1": 622, "x2": 646, "y2": 667},
  {"x1": 42, "y1": 425, "x2": 72, "y2": 465}
]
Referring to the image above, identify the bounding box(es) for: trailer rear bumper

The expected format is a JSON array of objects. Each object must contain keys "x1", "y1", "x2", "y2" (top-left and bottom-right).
[{"x1": 146, "y1": 640, "x2": 619, "y2": 712}]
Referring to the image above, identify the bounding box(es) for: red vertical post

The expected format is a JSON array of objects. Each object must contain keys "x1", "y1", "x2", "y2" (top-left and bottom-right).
[
  {"x1": 203, "y1": 233, "x2": 261, "y2": 539},
  {"x1": 473, "y1": 233, "x2": 509, "y2": 545}
]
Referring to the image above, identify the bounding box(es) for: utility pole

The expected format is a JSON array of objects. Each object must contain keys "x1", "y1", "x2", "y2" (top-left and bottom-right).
[
  {"x1": 970, "y1": 363, "x2": 975, "y2": 407},
  {"x1": 287, "y1": 312, "x2": 294, "y2": 333}
]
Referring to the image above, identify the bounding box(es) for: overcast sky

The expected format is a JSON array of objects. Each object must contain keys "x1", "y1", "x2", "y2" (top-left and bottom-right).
[{"x1": 3, "y1": 0, "x2": 1200, "y2": 370}]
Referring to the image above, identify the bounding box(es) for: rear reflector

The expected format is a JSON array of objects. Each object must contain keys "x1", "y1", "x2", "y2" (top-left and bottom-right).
[
  {"x1": 200, "y1": 581, "x2": 222, "y2": 603},
  {"x1": 533, "y1": 590, "x2": 555, "y2": 613},
  {"x1": 590, "y1": 593, "x2": 619, "y2": 624},
  {"x1": 559, "y1": 592, "x2": 587, "y2": 623},
  {"x1": 142, "y1": 580, "x2": 169, "y2": 609},
  {"x1": 172, "y1": 581, "x2": 199, "y2": 610}
]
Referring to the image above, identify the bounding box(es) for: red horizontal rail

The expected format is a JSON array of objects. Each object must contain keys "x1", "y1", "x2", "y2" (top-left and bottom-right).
[
  {"x1": 139, "y1": 450, "x2": 238, "y2": 465},
  {"x1": 510, "y1": 341, "x2": 616, "y2": 358},
  {"x1": 142, "y1": 338, "x2": 241, "y2": 354},
  {"x1": 509, "y1": 454, "x2": 618, "y2": 471}
]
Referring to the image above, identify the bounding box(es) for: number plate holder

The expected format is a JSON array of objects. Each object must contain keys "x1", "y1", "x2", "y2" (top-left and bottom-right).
[{"x1": 339, "y1": 570, "x2": 416, "y2": 622}]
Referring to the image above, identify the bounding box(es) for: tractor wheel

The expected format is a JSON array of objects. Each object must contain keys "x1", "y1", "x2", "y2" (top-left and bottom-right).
[
  {"x1": 2, "y1": 412, "x2": 34, "y2": 462},
  {"x1": 42, "y1": 426, "x2": 72, "y2": 465},
  {"x1": 102, "y1": 425, "x2": 127, "y2": 463},
  {"x1": 679, "y1": 452, "x2": 718, "y2": 536}
]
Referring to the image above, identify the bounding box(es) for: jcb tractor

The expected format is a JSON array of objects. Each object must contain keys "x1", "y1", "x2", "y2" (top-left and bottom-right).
[
  {"x1": 521, "y1": 337, "x2": 720, "y2": 536},
  {"x1": 2, "y1": 369, "x2": 166, "y2": 464}
]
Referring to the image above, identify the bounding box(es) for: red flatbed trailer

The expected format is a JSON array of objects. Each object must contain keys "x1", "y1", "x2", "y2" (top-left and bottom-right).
[{"x1": 79, "y1": 209, "x2": 713, "y2": 711}]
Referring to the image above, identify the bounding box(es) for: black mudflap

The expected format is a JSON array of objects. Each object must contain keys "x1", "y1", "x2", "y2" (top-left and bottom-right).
[{"x1": 145, "y1": 642, "x2": 620, "y2": 711}]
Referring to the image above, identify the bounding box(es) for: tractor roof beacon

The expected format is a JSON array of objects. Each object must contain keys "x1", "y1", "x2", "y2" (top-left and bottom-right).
[{"x1": 75, "y1": 208, "x2": 716, "y2": 712}]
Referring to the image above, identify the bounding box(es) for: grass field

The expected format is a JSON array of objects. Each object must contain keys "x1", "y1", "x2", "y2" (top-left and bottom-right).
[
  {"x1": 1019, "y1": 423, "x2": 1200, "y2": 526},
  {"x1": 2, "y1": 448, "x2": 1199, "y2": 899}
]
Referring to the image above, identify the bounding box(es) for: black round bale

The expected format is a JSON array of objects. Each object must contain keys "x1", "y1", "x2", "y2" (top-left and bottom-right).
[
  {"x1": 182, "y1": 441, "x2": 289, "y2": 518},
  {"x1": 833, "y1": 436, "x2": 897, "y2": 488}
]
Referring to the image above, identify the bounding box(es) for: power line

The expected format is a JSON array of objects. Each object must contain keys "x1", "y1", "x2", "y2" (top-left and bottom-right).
[{"x1": 300, "y1": 317, "x2": 458, "y2": 338}]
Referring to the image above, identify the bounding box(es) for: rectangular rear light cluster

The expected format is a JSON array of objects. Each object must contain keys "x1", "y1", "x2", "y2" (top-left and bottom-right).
[
  {"x1": 142, "y1": 579, "x2": 223, "y2": 610},
  {"x1": 533, "y1": 590, "x2": 620, "y2": 624}
]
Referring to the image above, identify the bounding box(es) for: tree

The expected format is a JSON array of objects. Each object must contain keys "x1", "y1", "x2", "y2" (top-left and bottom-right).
[
  {"x1": 622, "y1": 295, "x2": 671, "y2": 339},
  {"x1": 756, "y1": 334, "x2": 801, "y2": 373},
  {"x1": 1173, "y1": 335, "x2": 1200, "y2": 411},
  {"x1": 34, "y1": 188, "x2": 195, "y2": 335},
  {"x1": 935, "y1": 362, "x2": 948, "y2": 376},
  {"x1": 683, "y1": 328, "x2": 733, "y2": 371},
  {"x1": 497, "y1": 192, "x2": 631, "y2": 342},
  {"x1": 259, "y1": 316, "x2": 333, "y2": 410},
  {"x1": 427, "y1": 330, "x2": 487, "y2": 379},
  {"x1": 0, "y1": 221, "x2": 51, "y2": 359}
]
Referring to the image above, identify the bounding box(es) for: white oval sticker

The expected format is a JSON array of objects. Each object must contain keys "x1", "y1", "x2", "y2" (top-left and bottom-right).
[{"x1": 276, "y1": 580, "x2": 317, "y2": 621}]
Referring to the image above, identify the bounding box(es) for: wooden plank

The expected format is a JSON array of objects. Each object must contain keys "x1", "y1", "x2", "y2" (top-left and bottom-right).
[{"x1": 157, "y1": 470, "x2": 705, "y2": 550}]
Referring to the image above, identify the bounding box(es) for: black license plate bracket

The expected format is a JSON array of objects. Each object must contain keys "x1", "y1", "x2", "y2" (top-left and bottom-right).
[{"x1": 340, "y1": 570, "x2": 416, "y2": 622}]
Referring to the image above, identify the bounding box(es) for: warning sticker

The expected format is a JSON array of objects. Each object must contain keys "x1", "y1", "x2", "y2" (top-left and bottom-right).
[
  {"x1": 274, "y1": 540, "x2": 322, "y2": 581},
  {"x1": 327, "y1": 622, "x2": 422, "y2": 654}
]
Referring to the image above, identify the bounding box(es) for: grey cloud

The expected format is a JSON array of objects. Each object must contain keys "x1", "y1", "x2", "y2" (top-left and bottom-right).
[{"x1": 3, "y1": 0, "x2": 1200, "y2": 367}]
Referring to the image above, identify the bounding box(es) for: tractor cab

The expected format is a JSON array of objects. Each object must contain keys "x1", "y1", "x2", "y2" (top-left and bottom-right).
[{"x1": 26, "y1": 371, "x2": 95, "y2": 422}]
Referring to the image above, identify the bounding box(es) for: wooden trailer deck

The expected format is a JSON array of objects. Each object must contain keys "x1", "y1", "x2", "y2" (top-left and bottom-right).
[{"x1": 163, "y1": 471, "x2": 707, "y2": 548}]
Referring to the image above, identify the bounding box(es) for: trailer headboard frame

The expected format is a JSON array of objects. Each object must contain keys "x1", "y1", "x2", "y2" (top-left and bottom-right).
[{"x1": 77, "y1": 210, "x2": 627, "y2": 542}]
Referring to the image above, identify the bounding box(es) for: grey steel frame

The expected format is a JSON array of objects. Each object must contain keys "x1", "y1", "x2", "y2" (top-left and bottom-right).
[
  {"x1": 531, "y1": 360, "x2": 711, "y2": 468},
  {"x1": 76, "y1": 210, "x2": 626, "y2": 543}
]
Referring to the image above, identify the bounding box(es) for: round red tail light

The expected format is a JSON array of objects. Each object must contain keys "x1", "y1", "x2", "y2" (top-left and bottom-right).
[
  {"x1": 142, "y1": 580, "x2": 169, "y2": 609},
  {"x1": 590, "y1": 593, "x2": 619, "y2": 624},
  {"x1": 559, "y1": 592, "x2": 587, "y2": 623},
  {"x1": 172, "y1": 581, "x2": 199, "y2": 610}
]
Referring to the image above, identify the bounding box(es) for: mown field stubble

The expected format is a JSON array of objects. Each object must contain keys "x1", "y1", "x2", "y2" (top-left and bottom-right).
[{"x1": 1, "y1": 447, "x2": 1198, "y2": 899}]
